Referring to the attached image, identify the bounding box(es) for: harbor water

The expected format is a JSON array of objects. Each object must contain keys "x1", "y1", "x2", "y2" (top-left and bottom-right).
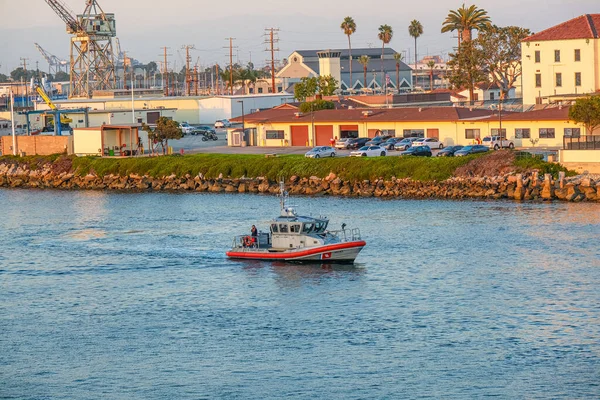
[{"x1": 1, "y1": 189, "x2": 599, "y2": 399}]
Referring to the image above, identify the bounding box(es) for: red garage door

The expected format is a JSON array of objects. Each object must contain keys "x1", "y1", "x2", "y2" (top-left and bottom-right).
[
  {"x1": 315, "y1": 125, "x2": 334, "y2": 146},
  {"x1": 291, "y1": 125, "x2": 309, "y2": 146}
]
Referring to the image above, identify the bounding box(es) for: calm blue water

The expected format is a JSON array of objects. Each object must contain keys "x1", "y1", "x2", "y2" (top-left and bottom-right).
[{"x1": 1, "y1": 189, "x2": 599, "y2": 399}]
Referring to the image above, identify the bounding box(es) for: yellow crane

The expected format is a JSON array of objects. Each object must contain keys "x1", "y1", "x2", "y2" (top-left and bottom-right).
[{"x1": 32, "y1": 80, "x2": 72, "y2": 125}]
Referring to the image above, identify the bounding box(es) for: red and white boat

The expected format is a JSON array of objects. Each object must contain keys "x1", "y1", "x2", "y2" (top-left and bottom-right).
[{"x1": 226, "y1": 182, "x2": 366, "y2": 263}]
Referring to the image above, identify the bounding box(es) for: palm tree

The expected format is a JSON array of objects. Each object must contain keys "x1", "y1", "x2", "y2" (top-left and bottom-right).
[
  {"x1": 441, "y1": 4, "x2": 491, "y2": 47},
  {"x1": 340, "y1": 16, "x2": 357, "y2": 91},
  {"x1": 358, "y1": 55, "x2": 370, "y2": 92},
  {"x1": 427, "y1": 60, "x2": 436, "y2": 91},
  {"x1": 408, "y1": 20, "x2": 423, "y2": 70},
  {"x1": 377, "y1": 24, "x2": 393, "y2": 93},
  {"x1": 393, "y1": 52, "x2": 404, "y2": 92}
]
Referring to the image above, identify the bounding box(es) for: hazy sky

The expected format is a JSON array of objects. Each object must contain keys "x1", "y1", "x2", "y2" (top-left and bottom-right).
[{"x1": 0, "y1": 0, "x2": 597, "y2": 74}]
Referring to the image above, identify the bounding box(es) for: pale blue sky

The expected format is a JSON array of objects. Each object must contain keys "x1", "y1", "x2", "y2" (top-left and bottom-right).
[{"x1": 0, "y1": 0, "x2": 597, "y2": 74}]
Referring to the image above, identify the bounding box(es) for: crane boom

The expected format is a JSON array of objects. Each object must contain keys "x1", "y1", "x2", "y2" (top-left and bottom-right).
[{"x1": 44, "y1": 0, "x2": 80, "y2": 32}]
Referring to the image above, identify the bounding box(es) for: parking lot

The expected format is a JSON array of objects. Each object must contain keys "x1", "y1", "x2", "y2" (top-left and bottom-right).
[{"x1": 170, "y1": 130, "x2": 444, "y2": 157}]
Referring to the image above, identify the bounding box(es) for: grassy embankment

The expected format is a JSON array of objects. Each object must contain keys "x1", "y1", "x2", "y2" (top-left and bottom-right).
[{"x1": 0, "y1": 152, "x2": 572, "y2": 182}]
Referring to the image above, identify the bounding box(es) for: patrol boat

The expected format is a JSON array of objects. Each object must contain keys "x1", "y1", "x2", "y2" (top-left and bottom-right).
[{"x1": 226, "y1": 181, "x2": 366, "y2": 262}]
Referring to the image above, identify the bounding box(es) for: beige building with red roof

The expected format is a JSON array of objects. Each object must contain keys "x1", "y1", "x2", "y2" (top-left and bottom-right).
[
  {"x1": 521, "y1": 14, "x2": 600, "y2": 106},
  {"x1": 230, "y1": 106, "x2": 582, "y2": 149}
]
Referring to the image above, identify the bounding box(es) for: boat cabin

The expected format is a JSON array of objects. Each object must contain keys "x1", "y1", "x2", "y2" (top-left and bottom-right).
[{"x1": 270, "y1": 217, "x2": 329, "y2": 249}]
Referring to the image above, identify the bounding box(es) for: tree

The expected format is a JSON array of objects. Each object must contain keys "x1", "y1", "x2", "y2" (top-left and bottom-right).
[
  {"x1": 408, "y1": 20, "x2": 423, "y2": 69},
  {"x1": 294, "y1": 77, "x2": 319, "y2": 101},
  {"x1": 476, "y1": 25, "x2": 531, "y2": 100},
  {"x1": 317, "y1": 75, "x2": 338, "y2": 96},
  {"x1": 427, "y1": 60, "x2": 436, "y2": 90},
  {"x1": 142, "y1": 116, "x2": 182, "y2": 155},
  {"x1": 377, "y1": 24, "x2": 393, "y2": 92},
  {"x1": 569, "y1": 95, "x2": 600, "y2": 135},
  {"x1": 358, "y1": 55, "x2": 370, "y2": 91},
  {"x1": 0, "y1": 73, "x2": 9, "y2": 83},
  {"x1": 341, "y1": 16, "x2": 357, "y2": 91},
  {"x1": 294, "y1": 75, "x2": 338, "y2": 101},
  {"x1": 393, "y1": 53, "x2": 404, "y2": 91},
  {"x1": 447, "y1": 40, "x2": 487, "y2": 103},
  {"x1": 299, "y1": 99, "x2": 335, "y2": 113},
  {"x1": 10, "y1": 67, "x2": 34, "y2": 82},
  {"x1": 54, "y1": 71, "x2": 70, "y2": 82},
  {"x1": 441, "y1": 4, "x2": 491, "y2": 47}
]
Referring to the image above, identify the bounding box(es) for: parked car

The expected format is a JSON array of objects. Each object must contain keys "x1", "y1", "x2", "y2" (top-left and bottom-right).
[
  {"x1": 454, "y1": 145, "x2": 490, "y2": 156},
  {"x1": 482, "y1": 135, "x2": 515, "y2": 150},
  {"x1": 394, "y1": 137, "x2": 420, "y2": 151},
  {"x1": 305, "y1": 146, "x2": 336, "y2": 158},
  {"x1": 412, "y1": 137, "x2": 444, "y2": 149},
  {"x1": 350, "y1": 145, "x2": 388, "y2": 157},
  {"x1": 380, "y1": 137, "x2": 405, "y2": 150},
  {"x1": 346, "y1": 137, "x2": 370, "y2": 150},
  {"x1": 193, "y1": 125, "x2": 216, "y2": 135},
  {"x1": 214, "y1": 119, "x2": 232, "y2": 128},
  {"x1": 335, "y1": 138, "x2": 353, "y2": 149},
  {"x1": 179, "y1": 122, "x2": 195, "y2": 135},
  {"x1": 436, "y1": 145, "x2": 464, "y2": 157},
  {"x1": 365, "y1": 135, "x2": 393, "y2": 146},
  {"x1": 399, "y1": 145, "x2": 432, "y2": 157}
]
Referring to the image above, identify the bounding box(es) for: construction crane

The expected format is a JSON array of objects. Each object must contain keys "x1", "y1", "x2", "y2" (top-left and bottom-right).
[
  {"x1": 30, "y1": 78, "x2": 73, "y2": 125},
  {"x1": 34, "y1": 43, "x2": 68, "y2": 75},
  {"x1": 44, "y1": 0, "x2": 117, "y2": 98}
]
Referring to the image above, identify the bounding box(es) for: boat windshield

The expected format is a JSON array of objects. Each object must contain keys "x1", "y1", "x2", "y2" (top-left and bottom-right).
[
  {"x1": 271, "y1": 224, "x2": 278, "y2": 233},
  {"x1": 279, "y1": 223, "x2": 288, "y2": 233},
  {"x1": 302, "y1": 223, "x2": 314, "y2": 233}
]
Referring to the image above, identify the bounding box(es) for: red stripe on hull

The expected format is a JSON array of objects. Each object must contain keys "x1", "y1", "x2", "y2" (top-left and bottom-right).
[{"x1": 226, "y1": 241, "x2": 366, "y2": 260}]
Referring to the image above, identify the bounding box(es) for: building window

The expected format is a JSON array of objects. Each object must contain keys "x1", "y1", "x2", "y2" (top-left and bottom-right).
[
  {"x1": 575, "y1": 72, "x2": 581, "y2": 87},
  {"x1": 564, "y1": 128, "x2": 581, "y2": 138},
  {"x1": 265, "y1": 130, "x2": 284, "y2": 139},
  {"x1": 555, "y1": 73, "x2": 562, "y2": 87},
  {"x1": 490, "y1": 92, "x2": 495, "y2": 100},
  {"x1": 554, "y1": 50, "x2": 560, "y2": 62},
  {"x1": 534, "y1": 50, "x2": 540, "y2": 63},
  {"x1": 491, "y1": 128, "x2": 506, "y2": 138},
  {"x1": 403, "y1": 129, "x2": 424, "y2": 138},
  {"x1": 465, "y1": 129, "x2": 480, "y2": 139},
  {"x1": 574, "y1": 49, "x2": 581, "y2": 62},
  {"x1": 515, "y1": 128, "x2": 531, "y2": 139},
  {"x1": 539, "y1": 128, "x2": 555, "y2": 139},
  {"x1": 379, "y1": 129, "x2": 396, "y2": 136},
  {"x1": 258, "y1": 87, "x2": 263, "y2": 93},
  {"x1": 535, "y1": 74, "x2": 541, "y2": 88}
]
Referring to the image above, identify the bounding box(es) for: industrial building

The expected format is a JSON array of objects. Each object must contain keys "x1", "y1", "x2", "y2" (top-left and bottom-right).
[{"x1": 34, "y1": 93, "x2": 295, "y2": 125}]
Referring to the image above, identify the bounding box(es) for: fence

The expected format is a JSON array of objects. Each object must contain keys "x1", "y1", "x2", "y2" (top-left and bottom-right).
[{"x1": 563, "y1": 135, "x2": 600, "y2": 150}]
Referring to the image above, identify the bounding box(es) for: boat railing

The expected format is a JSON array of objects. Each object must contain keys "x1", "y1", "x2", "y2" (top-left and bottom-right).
[
  {"x1": 328, "y1": 228, "x2": 361, "y2": 242},
  {"x1": 231, "y1": 234, "x2": 269, "y2": 251}
]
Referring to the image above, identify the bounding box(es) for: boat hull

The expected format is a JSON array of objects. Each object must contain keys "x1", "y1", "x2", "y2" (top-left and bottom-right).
[{"x1": 226, "y1": 240, "x2": 366, "y2": 263}]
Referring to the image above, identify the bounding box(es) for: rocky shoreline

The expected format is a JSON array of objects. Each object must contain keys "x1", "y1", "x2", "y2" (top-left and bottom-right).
[{"x1": 0, "y1": 162, "x2": 598, "y2": 202}]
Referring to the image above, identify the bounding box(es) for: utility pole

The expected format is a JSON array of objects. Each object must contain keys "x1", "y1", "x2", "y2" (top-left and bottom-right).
[
  {"x1": 160, "y1": 47, "x2": 171, "y2": 96},
  {"x1": 214, "y1": 63, "x2": 219, "y2": 95},
  {"x1": 194, "y1": 65, "x2": 199, "y2": 96},
  {"x1": 182, "y1": 45, "x2": 195, "y2": 96},
  {"x1": 224, "y1": 38, "x2": 236, "y2": 95},
  {"x1": 264, "y1": 28, "x2": 280, "y2": 93}
]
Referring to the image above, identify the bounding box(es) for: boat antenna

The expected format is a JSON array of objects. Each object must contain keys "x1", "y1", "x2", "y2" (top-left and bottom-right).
[{"x1": 279, "y1": 179, "x2": 288, "y2": 213}]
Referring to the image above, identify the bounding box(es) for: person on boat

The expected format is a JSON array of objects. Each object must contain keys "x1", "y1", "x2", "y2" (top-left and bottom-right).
[{"x1": 251, "y1": 225, "x2": 257, "y2": 237}]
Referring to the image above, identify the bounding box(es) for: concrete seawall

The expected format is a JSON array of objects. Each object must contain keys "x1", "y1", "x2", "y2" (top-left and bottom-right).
[{"x1": 0, "y1": 162, "x2": 598, "y2": 202}]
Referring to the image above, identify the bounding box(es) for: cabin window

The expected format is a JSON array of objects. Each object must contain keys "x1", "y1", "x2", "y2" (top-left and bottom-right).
[
  {"x1": 279, "y1": 224, "x2": 288, "y2": 233},
  {"x1": 302, "y1": 223, "x2": 314, "y2": 233},
  {"x1": 290, "y1": 224, "x2": 301, "y2": 233},
  {"x1": 271, "y1": 224, "x2": 278, "y2": 233}
]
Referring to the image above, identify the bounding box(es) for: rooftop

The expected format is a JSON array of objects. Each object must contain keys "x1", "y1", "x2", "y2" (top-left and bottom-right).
[{"x1": 523, "y1": 14, "x2": 600, "y2": 42}]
